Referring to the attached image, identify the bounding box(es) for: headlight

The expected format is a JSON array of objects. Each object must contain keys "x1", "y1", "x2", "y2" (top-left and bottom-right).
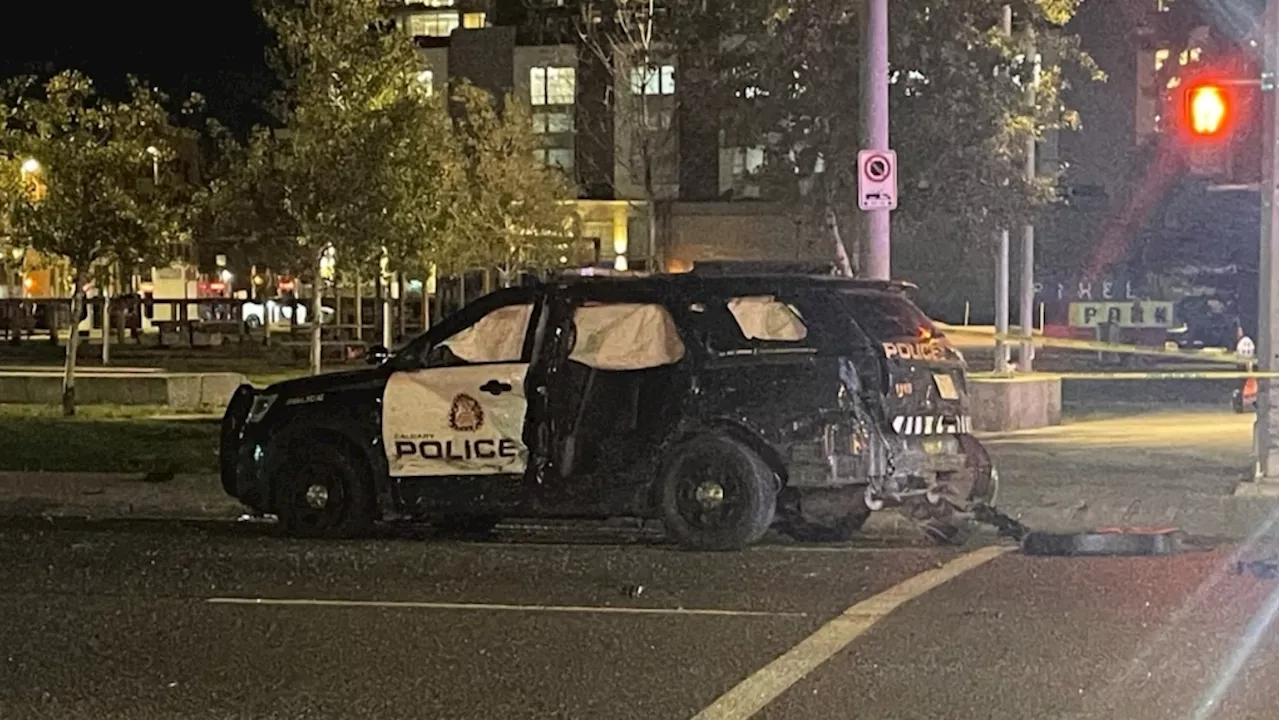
[{"x1": 246, "y1": 394, "x2": 277, "y2": 423}]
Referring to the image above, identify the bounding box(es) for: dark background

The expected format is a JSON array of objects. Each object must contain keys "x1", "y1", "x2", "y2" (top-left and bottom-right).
[{"x1": 0, "y1": 0, "x2": 276, "y2": 132}]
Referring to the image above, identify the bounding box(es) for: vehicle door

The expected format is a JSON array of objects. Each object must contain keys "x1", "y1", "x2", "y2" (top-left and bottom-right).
[
  {"x1": 380, "y1": 287, "x2": 543, "y2": 509},
  {"x1": 532, "y1": 288, "x2": 690, "y2": 504}
]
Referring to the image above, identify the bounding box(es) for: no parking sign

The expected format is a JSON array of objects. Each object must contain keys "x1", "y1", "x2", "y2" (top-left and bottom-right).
[{"x1": 857, "y1": 149, "x2": 898, "y2": 211}]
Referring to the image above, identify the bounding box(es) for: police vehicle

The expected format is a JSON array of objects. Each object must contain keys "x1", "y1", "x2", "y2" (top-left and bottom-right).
[{"x1": 220, "y1": 264, "x2": 997, "y2": 550}]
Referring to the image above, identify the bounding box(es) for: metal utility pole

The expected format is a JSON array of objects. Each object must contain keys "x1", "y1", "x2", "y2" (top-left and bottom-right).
[
  {"x1": 863, "y1": 0, "x2": 891, "y2": 280},
  {"x1": 995, "y1": 229, "x2": 1011, "y2": 371},
  {"x1": 1018, "y1": 30, "x2": 1039, "y2": 372},
  {"x1": 994, "y1": 4, "x2": 1013, "y2": 371},
  {"x1": 1256, "y1": 0, "x2": 1279, "y2": 482}
]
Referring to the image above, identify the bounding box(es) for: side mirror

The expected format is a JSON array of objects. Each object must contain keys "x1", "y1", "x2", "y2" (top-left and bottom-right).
[{"x1": 367, "y1": 344, "x2": 390, "y2": 365}]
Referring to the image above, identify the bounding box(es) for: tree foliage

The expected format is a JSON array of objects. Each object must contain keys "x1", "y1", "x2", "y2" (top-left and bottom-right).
[
  {"x1": 0, "y1": 71, "x2": 195, "y2": 413},
  {"x1": 215, "y1": 0, "x2": 458, "y2": 370},
  {"x1": 447, "y1": 83, "x2": 575, "y2": 284},
  {"x1": 694, "y1": 0, "x2": 1101, "y2": 273}
]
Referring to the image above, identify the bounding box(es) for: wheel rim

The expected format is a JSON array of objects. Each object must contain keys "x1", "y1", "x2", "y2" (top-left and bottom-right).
[
  {"x1": 288, "y1": 462, "x2": 347, "y2": 531},
  {"x1": 673, "y1": 451, "x2": 747, "y2": 533}
]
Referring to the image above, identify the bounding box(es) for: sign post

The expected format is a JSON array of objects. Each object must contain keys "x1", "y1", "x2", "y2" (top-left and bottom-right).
[
  {"x1": 862, "y1": 0, "x2": 892, "y2": 279},
  {"x1": 1254, "y1": 0, "x2": 1278, "y2": 484}
]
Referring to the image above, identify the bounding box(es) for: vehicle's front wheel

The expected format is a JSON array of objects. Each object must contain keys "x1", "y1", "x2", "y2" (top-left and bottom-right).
[
  {"x1": 660, "y1": 434, "x2": 778, "y2": 551},
  {"x1": 275, "y1": 444, "x2": 374, "y2": 538}
]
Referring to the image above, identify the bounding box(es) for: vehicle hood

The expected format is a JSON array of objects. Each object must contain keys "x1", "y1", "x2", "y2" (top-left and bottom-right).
[{"x1": 264, "y1": 367, "x2": 388, "y2": 397}]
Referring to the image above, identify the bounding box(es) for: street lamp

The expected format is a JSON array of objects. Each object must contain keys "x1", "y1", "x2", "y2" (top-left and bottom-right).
[
  {"x1": 19, "y1": 158, "x2": 40, "y2": 175},
  {"x1": 145, "y1": 146, "x2": 160, "y2": 186}
]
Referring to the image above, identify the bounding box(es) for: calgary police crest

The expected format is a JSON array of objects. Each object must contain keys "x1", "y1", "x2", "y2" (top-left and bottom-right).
[{"x1": 448, "y1": 393, "x2": 485, "y2": 432}]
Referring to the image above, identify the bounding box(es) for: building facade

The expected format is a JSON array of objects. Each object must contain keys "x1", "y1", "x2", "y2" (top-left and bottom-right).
[{"x1": 393, "y1": 0, "x2": 816, "y2": 273}]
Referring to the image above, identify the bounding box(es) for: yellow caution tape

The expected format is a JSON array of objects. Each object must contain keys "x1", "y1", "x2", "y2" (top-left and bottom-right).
[
  {"x1": 968, "y1": 332, "x2": 1250, "y2": 364},
  {"x1": 1050, "y1": 370, "x2": 1278, "y2": 381}
]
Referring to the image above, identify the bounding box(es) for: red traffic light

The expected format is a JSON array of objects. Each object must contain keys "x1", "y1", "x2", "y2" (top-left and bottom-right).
[{"x1": 1186, "y1": 84, "x2": 1230, "y2": 137}]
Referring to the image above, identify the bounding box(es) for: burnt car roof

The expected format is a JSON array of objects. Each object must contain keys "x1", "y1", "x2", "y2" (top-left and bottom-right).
[{"x1": 548, "y1": 272, "x2": 918, "y2": 296}]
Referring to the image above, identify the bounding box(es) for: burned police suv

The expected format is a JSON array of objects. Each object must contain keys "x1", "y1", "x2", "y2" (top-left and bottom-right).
[{"x1": 220, "y1": 264, "x2": 996, "y2": 550}]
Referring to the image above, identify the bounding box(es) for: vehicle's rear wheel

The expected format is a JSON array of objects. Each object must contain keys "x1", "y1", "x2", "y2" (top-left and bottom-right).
[
  {"x1": 275, "y1": 444, "x2": 373, "y2": 538},
  {"x1": 777, "y1": 487, "x2": 872, "y2": 542},
  {"x1": 660, "y1": 434, "x2": 778, "y2": 551}
]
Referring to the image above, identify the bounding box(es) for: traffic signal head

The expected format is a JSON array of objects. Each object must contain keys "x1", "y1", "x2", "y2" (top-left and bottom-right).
[{"x1": 1186, "y1": 83, "x2": 1230, "y2": 137}]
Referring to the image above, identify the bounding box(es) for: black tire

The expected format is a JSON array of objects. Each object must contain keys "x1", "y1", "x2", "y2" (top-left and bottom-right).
[
  {"x1": 660, "y1": 434, "x2": 778, "y2": 551},
  {"x1": 244, "y1": 314, "x2": 263, "y2": 330},
  {"x1": 778, "y1": 487, "x2": 872, "y2": 542},
  {"x1": 274, "y1": 443, "x2": 374, "y2": 539}
]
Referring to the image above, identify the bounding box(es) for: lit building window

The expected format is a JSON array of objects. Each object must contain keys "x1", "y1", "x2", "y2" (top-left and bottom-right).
[
  {"x1": 416, "y1": 70, "x2": 434, "y2": 96},
  {"x1": 407, "y1": 11, "x2": 459, "y2": 37},
  {"x1": 532, "y1": 111, "x2": 574, "y2": 134},
  {"x1": 629, "y1": 64, "x2": 676, "y2": 95},
  {"x1": 530, "y1": 67, "x2": 576, "y2": 106},
  {"x1": 462, "y1": 12, "x2": 487, "y2": 28},
  {"x1": 732, "y1": 147, "x2": 765, "y2": 180},
  {"x1": 1178, "y1": 47, "x2": 1202, "y2": 66},
  {"x1": 533, "y1": 148, "x2": 575, "y2": 172}
]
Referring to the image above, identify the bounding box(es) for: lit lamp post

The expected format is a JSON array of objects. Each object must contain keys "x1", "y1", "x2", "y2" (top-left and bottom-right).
[{"x1": 145, "y1": 146, "x2": 160, "y2": 186}]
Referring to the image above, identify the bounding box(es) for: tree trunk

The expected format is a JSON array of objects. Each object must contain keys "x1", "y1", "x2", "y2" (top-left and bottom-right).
[
  {"x1": 310, "y1": 257, "x2": 323, "y2": 376},
  {"x1": 101, "y1": 291, "x2": 111, "y2": 366},
  {"x1": 826, "y1": 203, "x2": 855, "y2": 277},
  {"x1": 381, "y1": 271, "x2": 394, "y2": 348},
  {"x1": 648, "y1": 199, "x2": 659, "y2": 272},
  {"x1": 397, "y1": 272, "x2": 407, "y2": 342},
  {"x1": 354, "y1": 271, "x2": 363, "y2": 344},
  {"x1": 421, "y1": 273, "x2": 431, "y2": 332},
  {"x1": 62, "y1": 273, "x2": 86, "y2": 416}
]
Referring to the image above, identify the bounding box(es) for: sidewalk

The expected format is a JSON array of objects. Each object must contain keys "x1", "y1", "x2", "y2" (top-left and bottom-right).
[
  {"x1": 0, "y1": 410, "x2": 1272, "y2": 540},
  {"x1": 973, "y1": 410, "x2": 1276, "y2": 539}
]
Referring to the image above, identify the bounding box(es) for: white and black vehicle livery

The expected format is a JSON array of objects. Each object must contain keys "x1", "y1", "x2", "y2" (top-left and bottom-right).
[{"x1": 220, "y1": 263, "x2": 998, "y2": 549}]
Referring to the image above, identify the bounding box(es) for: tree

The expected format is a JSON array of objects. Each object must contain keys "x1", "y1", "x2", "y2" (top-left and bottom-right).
[
  {"x1": 448, "y1": 83, "x2": 576, "y2": 286},
  {"x1": 575, "y1": 0, "x2": 683, "y2": 271},
  {"x1": 250, "y1": 0, "x2": 455, "y2": 372},
  {"x1": 0, "y1": 72, "x2": 193, "y2": 415},
  {"x1": 708, "y1": 0, "x2": 1099, "y2": 277},
  {"x1": 1, "y1": 71, "x2": 192, "y2": 415}
]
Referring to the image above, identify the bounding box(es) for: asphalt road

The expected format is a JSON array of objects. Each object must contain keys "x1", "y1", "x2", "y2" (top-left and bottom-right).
[{"x1": 0, "y1": 518, "x2": 1274, "y2": 720}]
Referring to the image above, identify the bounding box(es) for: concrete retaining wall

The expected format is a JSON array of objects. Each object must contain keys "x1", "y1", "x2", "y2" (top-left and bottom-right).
[
  {"x1": 0, "y1": 371, "x2": 247, "y2": 410},
  {"x1": 969, "y1": 374, "x2": 1063, "y2": 432}
]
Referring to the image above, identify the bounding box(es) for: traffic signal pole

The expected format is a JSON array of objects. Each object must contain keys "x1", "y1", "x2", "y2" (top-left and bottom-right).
[{"x1": 1255, "y1": 0, "x2": 1279, "y2": 483}]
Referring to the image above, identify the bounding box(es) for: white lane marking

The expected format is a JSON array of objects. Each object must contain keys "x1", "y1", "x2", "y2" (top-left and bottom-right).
[
  {"x1": 692, "y1": 545, "x2": 1013, "y2": 720},
  {"x1": 205, "y1": 596, "x2": 806, "y2": 619}
]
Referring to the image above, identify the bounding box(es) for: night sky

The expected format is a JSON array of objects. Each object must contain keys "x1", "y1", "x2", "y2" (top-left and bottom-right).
[{"x1": 0, "y1": 0, "x2": 277, "y2": 132}]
